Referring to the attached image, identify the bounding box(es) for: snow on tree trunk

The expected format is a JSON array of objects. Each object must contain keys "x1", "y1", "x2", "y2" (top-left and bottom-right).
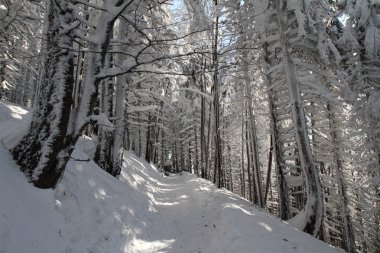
[
  {"x1": 12, "y1": 0, "x2": 75, "y2": 188},
  {"x1": 243, "y1": 53, "x2": 264, "y2": 208},
  {"x1": 241, "y1": 107, "x2": 246, "y2": 198},
  {"x1": 340, "y1": 1, "x2": 380, "y2": 249},
  {"x1": 262, "y1": 0, "x2": 324, "y2": 236},
  {"x1": 95, "y1": 53, "x2": 116, "y2": 175},
  {"x1": 267, "y1": 87, "x2": 291, "y2": 220},
  {"x1": 0, "y1": 60, "x2": 5, "y2": 99},
  {"x1": 212, "y1": 1, "x2": 223, "y2": 188},
  {"x1": 112, "y1": 32, "x2": 127, "y2": 174},
  {"x1": 278, "y1": 24, "x2": 323, "y2": 238},
  {"x1": 327, "y1": 103, "x2": 356, "y2": 253},
  {"x1": 72, "y1": 0, "x2": 133, "y2": 136}
]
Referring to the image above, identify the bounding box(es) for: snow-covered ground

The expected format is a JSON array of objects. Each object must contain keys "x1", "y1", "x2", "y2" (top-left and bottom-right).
[{"x1": 0, "y1": 101, "x2": 343, "y2": 253}]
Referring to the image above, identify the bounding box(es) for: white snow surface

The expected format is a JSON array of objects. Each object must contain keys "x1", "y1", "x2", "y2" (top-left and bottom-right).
[
  {"x1": 0, "y1": 101, "x2": 31, "y2": 148},
  {"x1": 0, "y1": 101, "x2": 343, "y2": 253}
]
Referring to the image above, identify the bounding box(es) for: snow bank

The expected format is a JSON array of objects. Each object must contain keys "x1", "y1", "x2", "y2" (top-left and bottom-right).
[
  {"x1": 0, "y1": 101, "x2": 31, "y2": 148},
  {"x1": 0, "y1": 101, "x2": 343, "y2": 253}
]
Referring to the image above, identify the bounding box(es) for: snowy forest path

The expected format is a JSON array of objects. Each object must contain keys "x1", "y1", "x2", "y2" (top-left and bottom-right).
[
  {"x1": 0, "y1": 101, "x2": 343, "y2": 253},
  {"x1": 118, "y1": 154, "x2": 343, "y2": 253}
]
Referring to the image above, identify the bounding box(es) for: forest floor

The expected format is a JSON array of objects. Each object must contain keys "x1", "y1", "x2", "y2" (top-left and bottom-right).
[{"x1": 0, "y1": 101, "x2": 343, "y2": 253}]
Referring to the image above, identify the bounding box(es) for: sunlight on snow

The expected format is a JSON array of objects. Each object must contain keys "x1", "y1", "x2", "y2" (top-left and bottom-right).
[
  {"x1": 197, "y1": 185, "x2": 212, "y2": 192},
  {"x1": 132, "y1": 173, "x2": 145, "y2": 185},
  {"x1": 0, "y1": 100, "x2": 350, "y2": 253},
  {"x1": 129, "y1": 157, "x2": 146, "y2": 169},
  {"x1": 122, "y1": 226, "x2": 133, "y2": 237},
  {"x1": 147, "y1": 192, "x2": 181, "y2": 207},
  {"x1": 3, "y1": 104, "x2": 28, "y2": 120},
  {"x1": 222, "y1": 203, "x2": 255, "y2": 216},
  {"x1": 258, "y1": 222, "x2": 273, "y2": 232},
  {"x1": 126, "y1": 238, "x2": 175, "y2": 253},
  {"x1": 137, "y1": 169, "x2": 174, "y2": 187},
  {"x1": 113, "y1": 211, "x2": 122, "y2": 222},
  {"x1": 10, "y1": 112, "x2": 23, "y2": 119},
  {"x1": 95, "y1": 188, "x2": 107, "y2": 200},
  {"x1": 88, "y1": 179, "x2": 96, "y2": 187},
  {"x1": 120, "y1": 171, "x2": 139, "y2": 189},
  {"x1": 75, "y1": 164, "x2": 84, "y2": 172},
  {"x1": 8, "y1": 104, "x2": 28, "y2": 115},
  {"x1": 55, "y1": 199, "x2": 62, "y2": 207}
]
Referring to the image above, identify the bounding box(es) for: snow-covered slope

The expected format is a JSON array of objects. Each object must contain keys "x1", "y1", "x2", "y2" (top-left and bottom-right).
[
  {"x1": 0, "y1": 101, "x2": 343, "y2": 253},
  {"x1": 0, "y1": 102, "x2": 31, "y2": 148}
]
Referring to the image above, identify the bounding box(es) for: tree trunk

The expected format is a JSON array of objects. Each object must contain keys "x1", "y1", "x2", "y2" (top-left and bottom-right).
[
  {"x1": 269, "y1": 92, "x2": 291, "y2": 219},
  {"x1": 275, "y1": 0, "x2": 323, "y2": 236},
  {"x1": 206, "y1": 100, "x2": 213, "y2": 180},
  {"x1": 194, "y1": 125, "x2": 199, "y2": 176},
  {"x1": 72, "y1": 0, "x2": 134, "y2": 135},
  {"x1": 243, "y1": 53, "x2": 264, "y2": 207},
  {"x1": 145, "y1": 113, "x2": 152, "y2": 163},
  {"x1": 200, "y1": 79, "x2": 206, "y2": 178},
  {"x1": 0, "y1": 57, "x2": 5, "y2": 100},
  {"x1": 264, "y1": 135, "x2": 273, "y2": 206},
  {"x1": 327, "y1": 103, "x2": 356, "y2": 253},
  {"x1": 245, "y1": 115, "x2": 253, "y2": 202},
  {"x1": 241, "y1": 107, "x2": 246, "y2": 198},
  {"x1": 212, "y1": 0, "x2": 222, "y2": 188},
  {"x1": 94, "y1": 53, "x2": 115, "y2": 175},
  {"x1": 113, "y1": 65, "x2": 127, "y2": 175},
  {"x1": 12, "y1": 0, "x2": 75, "y2": 188}
]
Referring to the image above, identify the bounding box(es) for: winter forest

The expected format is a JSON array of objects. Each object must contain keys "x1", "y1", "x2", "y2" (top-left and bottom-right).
[{"x1": 0, "y1": 0, "x2": 380, "y2": 252}]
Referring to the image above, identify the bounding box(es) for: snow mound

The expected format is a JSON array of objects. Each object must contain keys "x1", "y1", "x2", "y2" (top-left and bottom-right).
[
  {"x1": 0, "y1": 101, "x2": 31, "y2": 148},
  {"x1": 0, "y1": 101, "x2": 343, "y2": 253}
]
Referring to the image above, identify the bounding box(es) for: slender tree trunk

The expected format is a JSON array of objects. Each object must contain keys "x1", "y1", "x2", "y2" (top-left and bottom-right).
[
  {"x1": 0, "y1": 59, "x2": 5, "y2": 100},
  {"x1": 264, "y1": 135, "x2": 273, "y2": 206},
  {"x1": 145, "y1": 113, "x2": 152, "y2": 163},
  {"x1": 94, "y1": 53, "x2": 115, "y2": 175},
  {"x1": 243, "y1": 53, "x2": 264, "y2": 207},
  {"x1": 245, "y1": 114, "x2": 253, "y2": 202},
  {"x1": 212, "y1": 0, "x2": 222, "y2": 188},
  {"x1": 194, "y1": 125, "x2": 199, "y2": 176},
  {"x1": 206, "y1": 101, "x2": 213, "y2": 180},
  {"x1": 200, "y1": 79, "x2": 206, "y2": 178},
  {"x1": 113, "y1": 45, "x2": 127, "y2": 175},
  {"x1": 161, "y1": 129, "x2": 165, "y2": 171},
  {"x1": 241, "y1": 107, "x2": 246, "y2": 198},
  {"x1": 72, "y1": 0, "x2": 134, "y2": 136},
  {"x1": 264, "y1": 39, "x2": 291, "y2": 220},
  {"x1": 327, "y1": 103, "x2": 356, "y2": 253},
  {"x1": 275, "y1": 0, "x2": 323, "y2": 236}
]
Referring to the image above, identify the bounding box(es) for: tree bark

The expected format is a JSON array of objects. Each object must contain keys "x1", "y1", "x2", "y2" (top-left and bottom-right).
[
  {"x1": 12, "y1": 0, "x2": 75, "y2": 188},
  {"x1": 327, "y1": 103, "x2": 356, "y2": 253},
  {"x1": 275, "y1": 0, "x2": 323, "y2": 236}
]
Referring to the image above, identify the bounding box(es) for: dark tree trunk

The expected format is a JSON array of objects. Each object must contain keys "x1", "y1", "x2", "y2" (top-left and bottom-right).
[
  {"x1": 200, "y1": 68, "x2": 206, "y2": 178},
  {"x1": 194, "y1": 125, "x2": 199, "y2": 176},
  {"x1": 264, "y1": 135, "x2": 273, "y2": 206},
  {"x1": 94, "y1": 54, "x2": 116, "y2": 176},
  {"x1": 0, "y1": 60, "x2": 5, "y2": 100},
  {"x1": 12, "y1": 0, "x2": 75, "y2": 188},
  {"x1": 241, "y1": 109, "x2": 246, "y2": 198},
  {"x1": 212, "y1": 0, "x2": 222, "y2": 188},
  {"x1": 145, "y1": 113, "x2": 151, "y2": 163}
]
